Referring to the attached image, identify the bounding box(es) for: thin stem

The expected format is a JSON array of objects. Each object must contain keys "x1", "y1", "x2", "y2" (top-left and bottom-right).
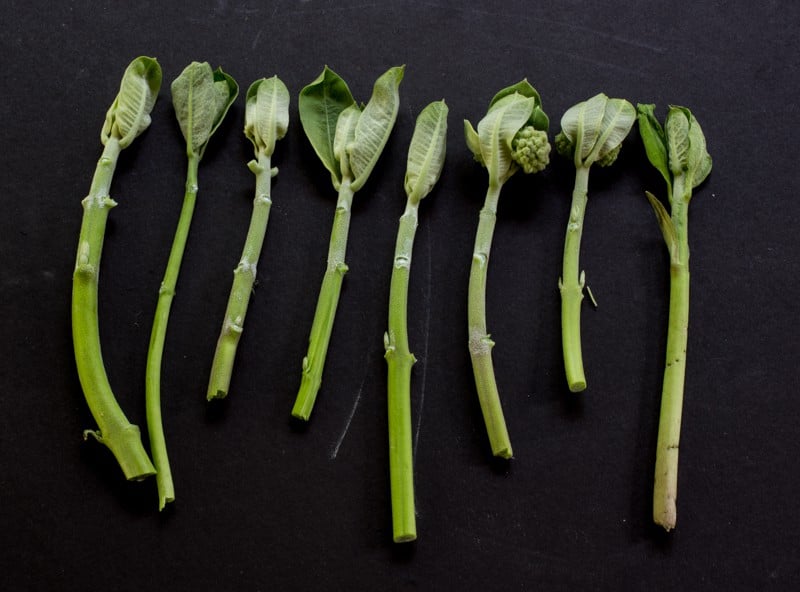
[
  {"x1": 385, "y1": 201, "x2": 419, "y2": 543},
  {"x1": 559, "y1": 165, "x2": 590, "y2": 392},
  {"x1": 145, "y1": 153, "x2": 200, "y2": 510},
  {"x1": 72, "y1": 137, "x2": 156, "y2": 481},
  {"x1": 467, "y1": 181, "x2": 512, "y2": 459},
  {"x1": 292, "y1": 179, "x2": 355, "y2": 420},
  {"x1": 653, "y1": 176, "x2": 690, "y2": 531},
  {"x1": 207, "y1": 153, "x2": 274, "y2": 400}
]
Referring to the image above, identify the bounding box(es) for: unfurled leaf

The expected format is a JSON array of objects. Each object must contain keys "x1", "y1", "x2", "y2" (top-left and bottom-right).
[
  {"x1": 405, "y1": 100, "x2": 448, "y2": 203},
  {"x1": 171, "y1": 62, "x2": 238, "y2": 158},
  {"x1": 349, "y1": 65, "x2": 405, "y2": 191},
  {"x1": 298, "y1": 66, "x2": 356, "y2": 187},
  {"x1": 102, "y1": 56, "x2": 162, "y2": 148},
  {"x1": 244, "y1": 76, "x2": 290, "y2": 156}
]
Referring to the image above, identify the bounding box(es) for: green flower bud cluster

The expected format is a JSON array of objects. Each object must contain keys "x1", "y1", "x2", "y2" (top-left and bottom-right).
[{"x1": 511, "y1": 126, "x2": 551, "y2": 174}]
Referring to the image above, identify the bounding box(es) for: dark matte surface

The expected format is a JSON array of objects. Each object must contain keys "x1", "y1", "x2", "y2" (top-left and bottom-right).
[{"x1": 2, "y1": 1, "x2": 799, "y2": 590}]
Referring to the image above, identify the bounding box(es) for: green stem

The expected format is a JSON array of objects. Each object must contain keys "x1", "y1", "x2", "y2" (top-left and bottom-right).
[
  {"x1": 72, "y1": 137, "x2": 156, "y2": 481},
  {"x1": 385, "y1": 201, "x2": 419, "y2": 543},
  {"x1": 292, "y1": 179, "x2": 355, "y2": 420},
  {"x1": 467, "y1": 181, "x2": 512, "y2": 459},
  {"x1": 145, "y1": 153, "x2": 200, "y2": 510},
  {"x1": 653, "y1": 177, "x2": 690, "y2": 531},
  {"x1": 207, "y1": 153, "x2": 274, "y2": 400},
  {"x1": 559, "y1": 165, "x2": 590, "y2": 392}
]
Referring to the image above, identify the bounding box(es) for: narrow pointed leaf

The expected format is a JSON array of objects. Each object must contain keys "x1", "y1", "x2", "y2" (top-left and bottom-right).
[
  {"x1": 637, "y1": 103, "x2": 672, "y2": 191},
  {"x1": 298, "y1": 66, "x2": 356, "y2": 186},
  {"x1": 645, "y1": 191, "x2": 678, "y2": 258},
  {"x1": 102, "y1": 56, "x2": 162, "y2": 148},
  {"x1": 245, "y1": 76, "x2": 290, "y2": 156},
  {"x1": 405, "y1": 100, "x2": 448, "y2": 203},
  {"x1": 349, "y1": 65, "x2": 405, "y2": 191}
]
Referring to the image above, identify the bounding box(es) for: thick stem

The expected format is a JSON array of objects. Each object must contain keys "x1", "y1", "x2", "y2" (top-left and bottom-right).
[
  {"x1": 559, "y1": 165, "x2": 590, "y2": 392},
  {"x1": 653, "y1": 177, "x2": 690, "y2": 531},
  {"x1": 145, "y1": 153, "x2": 200, "y2": 510},
  {"x1": 292, "y1": 179, "x2": 355, "y2": 420},
  {"x1": 385, "y1": 201, "x2": 419, "y2": 543},
  {"x1": 207, "y1": 153, "x2": 274, "y2": 400},
  {"x1": 467, "y1": 182, "x2": 512, "y2": 459},
  {"x1": 72, "y1": 137, "x2": 156, "y2": 481}
]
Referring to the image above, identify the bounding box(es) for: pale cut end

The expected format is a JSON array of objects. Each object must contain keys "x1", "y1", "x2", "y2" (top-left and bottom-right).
[
  {"x1": 569, "y1": 380, "x2": 587, "y2": 393},
  {"x1": 654, "y1": 502, "x2": 677, "y2": 531},
  {"x1": 493, "y1": 446, "x2": 513, "y2": 460},
  {"x1": 393, "y1": 532, "x2": 417, "y2": 544}
]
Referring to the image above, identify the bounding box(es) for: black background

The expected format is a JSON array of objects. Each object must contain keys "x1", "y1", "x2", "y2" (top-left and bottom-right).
[{"x1": 2, "y1": 1, "x2": 799, "y2": 590}]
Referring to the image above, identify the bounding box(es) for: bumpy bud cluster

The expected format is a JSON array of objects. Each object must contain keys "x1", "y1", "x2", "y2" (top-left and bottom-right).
[{"x1": 511, "y1": 126, "x2": 551, "y2": 174}]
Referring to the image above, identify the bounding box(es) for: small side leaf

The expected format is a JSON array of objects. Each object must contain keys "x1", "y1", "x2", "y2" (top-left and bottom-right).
[
  {"x1": 244, "y1": 76, "x2": 289, "y2": 157},
  {"x1": 464, "y1": 119, "x2": 483, "y2": 163},
  {"x1": 102, "y1": 56, "x2": 162, "y2": 148},
  {"x1": 645, "y1": 191, "x2": 679, "y2": 262},
  {"x1": 405, "y1": 100, "x2": 448, "y2": 203},
  {"x1": 636, "y1": 103, "x2": 672, "y2": 193},
  {"x1": 349, "y1": 65, "x2": 405, "y2": 191},
  {"x1": 298, "y1": 66, "x2": 356, "y2": 187}
]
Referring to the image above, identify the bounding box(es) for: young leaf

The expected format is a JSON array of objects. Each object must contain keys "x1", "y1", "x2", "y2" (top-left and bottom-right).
[
  {"x1": 333, "y1": 104, "x2": 362, "y2": 180},
  {"x1": 589, "y1": 98, "x2": 636, "y2": 163},
  {"x1": 245, "y1": 76, "x2": 290, "y2": 156},
  {"x1": 636, "y1": 103, "x2": 672, "y2": 192},
  {"x1": 171, "y1": 62, "x2": 238, "y2": 158},
  {"x1": 561, "y1": 93, "x2": 608, "y2": 165},
  {"x1": 489, "y1": 79, "x2": 542, "y2": 108},
  {"x1": 686, "y1": 111, "x2": 712, "y2": 188},
  {"x1": 298, "y1": 66, "x2": 356, "y2": 187},
  {"x1": 645, "y1": 191, "x2": 679, "y2": 263},
  {"x1": 464, "y1": 119, "x2": 483, "y2": 163},
  {"x1": 102, "y1": 56, "x2": 162, "y2": 148},
  {"x1": 665, "y1": 107, "x2": 691, "y2": 176},
  {"x1": 348, "y1": 65, "x2": 405, "y2": 191},
  {"x1": 405, "y1": 100, "x2": 448, "y2": 204},
  {"x1": 476, "y1": 92, "x2": 535, "y2": 184}
]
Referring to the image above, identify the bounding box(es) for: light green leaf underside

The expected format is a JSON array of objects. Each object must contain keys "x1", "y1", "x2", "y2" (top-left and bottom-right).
[
  {"x1": 333, "y1": 104, "x2": 361, "y2": 180},
  {"x1": 561, "y1": 93, "x2": 607, "y2": 164},
  {"x1": 476, "y1": 93, "x2": 535, "y2": 183},
  {"x1": 245, "y1": 76, "x2": 290, "y2": 156},
  {"x1": 102, "y1": 56, "x2": 162, "y2": 148},
  {"x1": 405, "y1": 100, "x2": 448, "y2": 203},
  {"x1": 348, "y1": 65, "x2": 405, "y2": 191},
  {"x1": 686, "y1": 112, "x2": 712, "y2": 188},
  {"x1": 588, "y1": 98, "x2": 635, "y2": 163}
]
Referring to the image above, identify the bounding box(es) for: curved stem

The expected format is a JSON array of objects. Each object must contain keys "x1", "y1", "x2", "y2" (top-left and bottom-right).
[
  {"x1": 560, "y1": 165, "x2": 590, "y2": 392},
  {"x1": 385, "y1": 201, "x2": 419, "y2": 542},
  {"x1": 207, "y1": 153, "x2": 274, "y2": 400},
  {"x1": 72, "y1": 137, "x2": 156, "y2": 481},
  {"x1": 292, "y1": 179, "x2": 355, "y2": 420},
  {"x1": 467, "y1": 181, "x2": 512, "y2": 459},
  {"x1": 145, "y1": 153, "x2": 200, "y2": 510}
]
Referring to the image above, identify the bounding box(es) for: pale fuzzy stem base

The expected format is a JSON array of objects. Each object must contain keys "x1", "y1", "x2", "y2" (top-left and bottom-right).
[
  {"x1": 72, "y1": 137, "x2": 156, "y2": 481},
  {"x1": 559, "y1": 166, "x2": 590, "y2": 392},
  {"x1": 385, "y1": 202, "x2": 419, "y2": 543},
  {"x1": 145, "y1": 154, "x2": 200, "y2": 510},
  {"x1": 653, "y1": 264, "x2": 689, "y2": 530},
  {"x1": 467, "y1": 182, "x2": 512, "y2": 459},
  {"x1": 292, "y1": 179, "x2": 355, "y2": 421},
  {"x1": 207, "y1": 154, "x2": 274, "y2": 400}
]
